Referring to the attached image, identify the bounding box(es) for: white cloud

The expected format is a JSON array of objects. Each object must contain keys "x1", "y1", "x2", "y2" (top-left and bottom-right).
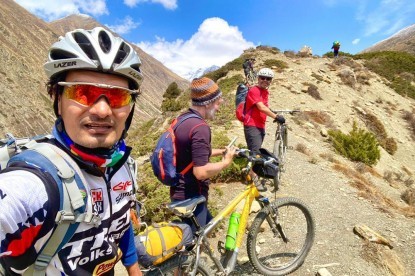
[
  {"x1": 357, "y1": 0, "x2": 415, "y2": 36},
  {"x1": 106, "y1": 16, "x2": 140, "y2": 35},
  {"x1": 14, "y1": 0, "x2": 108, "y2": 21},
  {"x1": 124, "y1": 0, "x2": 177, "y2": 10},
  {"x1": 135, "y1": 17, "x2": 255, "y2": 78},
  {"x1": 352, "y1": 38, "x2": 360, "y2": 44}
]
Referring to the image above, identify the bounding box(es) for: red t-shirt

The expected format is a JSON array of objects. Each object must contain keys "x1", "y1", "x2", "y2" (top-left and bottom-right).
[{"x1": 243, "y1": 85, "x2": 269, "y2": 129}]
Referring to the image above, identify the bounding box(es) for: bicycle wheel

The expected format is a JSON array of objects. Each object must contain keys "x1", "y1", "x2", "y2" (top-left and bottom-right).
[
  {"x1": 247, "y1": 197, "x2": 315, "y2": 275},
  {"x1": 145, "y1": 254, "x2": 214, "y2": 276}
]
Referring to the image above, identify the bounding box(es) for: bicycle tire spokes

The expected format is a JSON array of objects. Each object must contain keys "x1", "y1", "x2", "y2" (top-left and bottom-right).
[{"x1": 247, "y1": 198, "x2": 315, "y2": 275}]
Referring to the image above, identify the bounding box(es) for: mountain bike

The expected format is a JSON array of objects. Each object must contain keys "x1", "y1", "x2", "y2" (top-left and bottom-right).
[
  {"x1": 247, "y1": 70, "x2": 257, "y2": 85},
  {"x1": 146, "y1": 148, "x2": 315, "y2": 276},
  {"x1": 270, "y1": 110, "x2": 301, "y2": 191}
]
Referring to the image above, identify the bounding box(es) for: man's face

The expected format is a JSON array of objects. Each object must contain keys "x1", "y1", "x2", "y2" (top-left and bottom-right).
[
  {"x1": 258, "y1": 75, "x2": 272, "y2": 89},
  {"x1": 58, "y1": 70, "x2": 132, "y2": 148},
  {"x1": 205, "y1": 96, "x2": 224, "y2": 120}
]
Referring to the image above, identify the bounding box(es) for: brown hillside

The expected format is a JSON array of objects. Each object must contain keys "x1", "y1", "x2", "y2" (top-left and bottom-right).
[{"x1": 360, "y1": 24, "x2": 415, "y2": 55}]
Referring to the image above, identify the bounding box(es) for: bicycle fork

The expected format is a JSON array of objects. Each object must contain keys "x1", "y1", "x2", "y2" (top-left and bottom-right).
[{"x1": 258, "y1": 197, "x2": 289, "y2": 243}]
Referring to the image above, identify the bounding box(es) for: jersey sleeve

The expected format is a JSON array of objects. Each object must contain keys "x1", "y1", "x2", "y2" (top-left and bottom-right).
[
  {"x1": 190, "y1": 123, "x2": 211, "y2": 167},
  {"x1": 0, "y1": 170, "x2": 57, "y2": 272},
  {"x1": 119, "y1": 222, "x2": 138, "y2": 266}
]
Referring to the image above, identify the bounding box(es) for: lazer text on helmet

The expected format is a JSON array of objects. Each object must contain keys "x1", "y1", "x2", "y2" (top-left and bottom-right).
[{"x1": 54, "y1": 61, "x2": 77, "y2": 68}]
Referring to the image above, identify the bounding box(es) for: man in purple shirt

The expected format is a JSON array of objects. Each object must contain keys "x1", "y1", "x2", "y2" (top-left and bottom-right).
[{"x1": 170, "y1": 77, "x2": 236, "y2": 229}]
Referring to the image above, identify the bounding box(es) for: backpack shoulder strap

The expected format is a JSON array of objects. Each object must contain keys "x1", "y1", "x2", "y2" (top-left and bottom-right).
[
  {"x1": 12, "y1": 141, "x2": 96, "y2": 275},
  {"x1": 172, "y1": 113, "x2": 203, "y2": 131},
  {"x1": 172, "y1": 113, "x2": 205, "y2": 175}
]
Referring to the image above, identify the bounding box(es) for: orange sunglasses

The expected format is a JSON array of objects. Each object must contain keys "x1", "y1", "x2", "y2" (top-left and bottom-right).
[{"x1": 58, "y1": 82, "x2": 139, "y2": 108}]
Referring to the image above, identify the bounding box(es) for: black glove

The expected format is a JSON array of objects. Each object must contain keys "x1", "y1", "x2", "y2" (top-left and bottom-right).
[{"x1": 274, "y1": 115, "x2": 285, "y2": 124}]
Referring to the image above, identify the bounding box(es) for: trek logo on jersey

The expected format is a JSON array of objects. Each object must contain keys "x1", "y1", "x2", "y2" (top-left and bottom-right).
[
  {"x1": 91, "y1": 188, "x2": 104, "y2": 214},
  {"x1": 112, "y1": 180, "x2": 132, "y2": 191}
]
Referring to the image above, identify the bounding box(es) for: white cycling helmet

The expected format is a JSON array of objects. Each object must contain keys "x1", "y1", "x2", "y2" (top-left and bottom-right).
[
  {"x1": 257, "y1": 68, "x2": 275, "y2": 78},
  {"x1": 44, "y1": 27, "x2": 143, "y2": 90}
]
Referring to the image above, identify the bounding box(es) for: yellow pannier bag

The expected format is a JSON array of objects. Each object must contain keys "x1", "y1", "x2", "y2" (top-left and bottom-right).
[{"x1": 136, "y1": 221, "x2": 193, "y2": 266}]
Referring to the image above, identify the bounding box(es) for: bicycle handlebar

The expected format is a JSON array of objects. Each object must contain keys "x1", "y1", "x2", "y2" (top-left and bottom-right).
[
  {"x1": 236, "y1": 149, "x2": 278, "y2": 167},
  {"x1": 271, "y1": 109, "x2": 301, "y2": 115}
]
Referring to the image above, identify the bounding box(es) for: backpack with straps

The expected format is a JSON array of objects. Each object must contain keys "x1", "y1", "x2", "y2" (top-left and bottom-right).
[
  {"x1": 0, "y1": 133, "x2": 135, "y2": 275},
  {"x1": 235, "y1": 83, "x2": 250, "y2": 122},
  {"x1": 150, "y1": 113, "x2": 202, "y2": 186}
]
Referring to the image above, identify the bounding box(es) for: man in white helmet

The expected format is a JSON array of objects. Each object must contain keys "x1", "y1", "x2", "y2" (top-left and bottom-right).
[
  {"x1": 0, "y1": 27, "x2": 142, "y2": 275},
  {"x1": 243, "y1": 68, "x2": 285, "y2": 190}
]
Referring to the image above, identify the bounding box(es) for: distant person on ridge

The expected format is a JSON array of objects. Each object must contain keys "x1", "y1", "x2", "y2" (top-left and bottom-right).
[
  {"x1": 243, "y1": 58, "x2": 255, "y2": 83},
  {"x1": 0, "y1": 27, "x2": 143, "y2": 275},
  {"x1": 243, "y1": 68, "x2": 285, "y2": 191},
  {"x1": 332, "y1": 41, "x2": 341, "y2": 57},
  {"x1": 169, "y1": 77, "x2": 237, "y2": 230}
]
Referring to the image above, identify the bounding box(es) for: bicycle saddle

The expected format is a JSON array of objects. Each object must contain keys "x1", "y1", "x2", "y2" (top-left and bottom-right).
[{"x1": 167, "y1": 196, "x2": 206, "y2": 217}]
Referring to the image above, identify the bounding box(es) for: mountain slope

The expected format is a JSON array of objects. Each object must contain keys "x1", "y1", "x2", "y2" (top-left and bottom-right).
[{"x1": 361, "y1": 24, "x2": 415, "y2": 55}]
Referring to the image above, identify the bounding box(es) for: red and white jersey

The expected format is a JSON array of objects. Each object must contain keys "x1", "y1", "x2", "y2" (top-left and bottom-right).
[{"x1": 0, "y1": 163, "x2": 136, "y2": 275}]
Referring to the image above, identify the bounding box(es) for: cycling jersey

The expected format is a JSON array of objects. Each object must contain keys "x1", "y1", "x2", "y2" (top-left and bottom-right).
[{"x1": 0, "y1": 141, "x2": 137, "y2": 275}]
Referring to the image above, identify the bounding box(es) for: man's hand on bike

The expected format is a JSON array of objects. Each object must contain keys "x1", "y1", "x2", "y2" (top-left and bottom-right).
[{"x1": 273, "y1": 115, "x2": 286, "y2": 124}]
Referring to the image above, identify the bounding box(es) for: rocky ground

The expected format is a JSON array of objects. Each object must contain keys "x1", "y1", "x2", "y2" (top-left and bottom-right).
[{"x1": 117, "y1": 53, "x2": 415, "y2": 275}]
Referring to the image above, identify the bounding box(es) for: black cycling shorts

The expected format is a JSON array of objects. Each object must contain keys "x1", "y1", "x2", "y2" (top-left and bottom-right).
[{"x1": 244, "y1": 126, "x2": 265, "y2": 155}]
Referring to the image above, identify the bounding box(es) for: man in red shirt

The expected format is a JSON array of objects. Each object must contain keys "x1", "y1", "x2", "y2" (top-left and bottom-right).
[{"x1": 243, "y1": 68, "x2": 285, "y2": 190}]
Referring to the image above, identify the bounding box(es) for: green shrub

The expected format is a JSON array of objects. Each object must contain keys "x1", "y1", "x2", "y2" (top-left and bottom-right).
[
  {"x1": 263, "y1": 59, "x2": 288, "y2": 71},
  {"x1": 128, "y1": 118, "x2": 162, "y2": 156},
  {"x1": 360, "y1": 112, "x2": 397, "y2": 155},
  {"x1": 256, "y1": 45, "x2": 280, "y2": 54},
  {"x1": 353, "y1": 51, "x2": 415, "y2": 99},
  {"x1": 328, "y1": 122, "x2": 380, "y2": 165},
  {"x1": 161, "y1": 98, "x2": 186, "y2": 112},
  {"x1": 163, "y1": 82, "x2": 181, "y2": 99},
  {"x1": 137, "y1": 163, "x2": 172, "y2": 223},
  {"x1": 323, "y1": 51, "x2": 354, "y2": 58},
  {"x1": 204, "y1": 56, "x2": 246, "y2": 81}
]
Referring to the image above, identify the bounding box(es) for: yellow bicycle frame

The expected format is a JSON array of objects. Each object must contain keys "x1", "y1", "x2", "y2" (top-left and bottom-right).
[{"x1": 204, "y1": 177, "x2": 259, "y2": 252}]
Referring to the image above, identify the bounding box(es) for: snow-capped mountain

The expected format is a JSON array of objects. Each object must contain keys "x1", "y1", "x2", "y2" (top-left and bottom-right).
[
  {"x1": 360, "y1": 24, "x2": 415, "y2": 55},
  {"x1": 184, "y1": 65, "x2": 220, "y2": 81}
]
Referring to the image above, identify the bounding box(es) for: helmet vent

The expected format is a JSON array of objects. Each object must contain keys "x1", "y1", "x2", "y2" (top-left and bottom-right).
[
  {"x1": 113, "y1": 42, "x2": 129, "y2": 64},
  {"x1": 98, "y1": 30, "x2": 112, "y2": 53},
  {"x1": 72, "y1": 32, "x2": 99, "y2": 61},
  {"x1": 50, "y1": 49, "x2": 77, "y2": 60}
]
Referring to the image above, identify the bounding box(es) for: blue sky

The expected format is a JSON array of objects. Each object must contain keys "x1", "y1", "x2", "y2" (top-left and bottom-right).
[{"x1": 15, "y1": 0, "x2": 415, "y2": 78}]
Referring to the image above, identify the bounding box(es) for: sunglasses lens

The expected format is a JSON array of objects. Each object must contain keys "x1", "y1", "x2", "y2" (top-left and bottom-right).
[
  {"x1": 64, "y1": 85, "x2": 132, "y2": 108},
  {"x1": 260, "y1": 77, "x2": 272, "y2": 81}
]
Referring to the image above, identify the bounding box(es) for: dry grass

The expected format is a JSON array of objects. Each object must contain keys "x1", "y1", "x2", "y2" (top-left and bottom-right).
[
  {"x1": 303, "y1": 111, "x2": 334, "y2": 127},
  {"x1": 295, "y1": 143, "x2": 310, "y2": 155},
  {"x1": 355, "y1": 162, "x2": 382, "y2": 178},
  {"x1": 361, "y1": 242, "x2": 405, "y2": 276},
  {"x1": 401, "y1": 188, "x2": 415, "y2": 206},
  {"x1": 319, "y1": 152, "x2": 339, "y2": 163},
  {"x1": 402, "y1": 109, "x2": 415, "y2": 140},
  {"x1": 338, "y1": 69, "x2": 356, "y2": 88},
  {"x1": 355, "y1": 68, "x2": 373, "y2": 85},
  {"x1": 283, "y1": 50, "x2": 296, "y2": 58},
  {"x1": 306, "y1": 83, "x2": 322, "y2": 100},
  {"x1": 333, "y1": 163, "x2": 415, "y2": 218}
]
